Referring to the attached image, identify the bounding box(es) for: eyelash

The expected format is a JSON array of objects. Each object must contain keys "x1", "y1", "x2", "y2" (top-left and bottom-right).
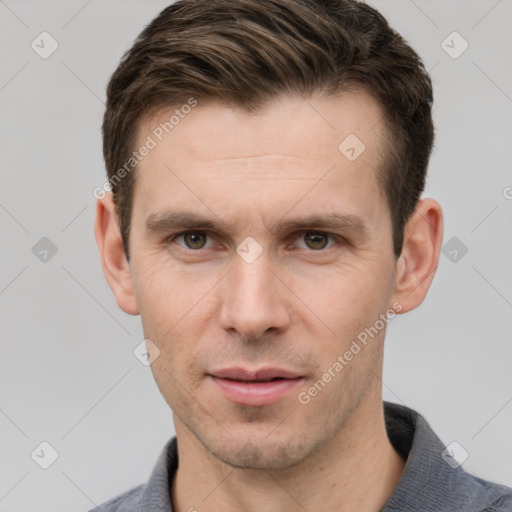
[{"x1": 165, "y1": 230, "x2": 343, "y2": 252}]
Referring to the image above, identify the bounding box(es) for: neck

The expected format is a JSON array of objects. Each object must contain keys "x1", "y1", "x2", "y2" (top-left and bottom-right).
[{"x1": 171, "y1": 397, "x2": 406, "y2": 512}]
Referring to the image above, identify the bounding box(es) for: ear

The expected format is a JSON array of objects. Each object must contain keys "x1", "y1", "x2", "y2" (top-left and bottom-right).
[
  {"x1": 94, "y1": 192, "x2": 139, "y2": 315},
  {"x1": 390, "y1": 198, "x2": 443, "y2": 313}
]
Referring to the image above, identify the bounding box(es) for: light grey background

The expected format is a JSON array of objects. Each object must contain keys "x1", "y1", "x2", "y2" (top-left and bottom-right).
[{"x1": 1, "y1": 0, "x2": 511, "y2": 510}]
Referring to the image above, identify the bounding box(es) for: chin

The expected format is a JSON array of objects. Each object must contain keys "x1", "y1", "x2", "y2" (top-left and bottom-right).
[{"x1": 203, "y1": 433, "x2": 313, "y2": 470}]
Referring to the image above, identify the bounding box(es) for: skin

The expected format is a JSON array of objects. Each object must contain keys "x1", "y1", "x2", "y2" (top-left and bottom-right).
[{"x1": 95, "y1": 90, "x2": 443, "y2": 512}]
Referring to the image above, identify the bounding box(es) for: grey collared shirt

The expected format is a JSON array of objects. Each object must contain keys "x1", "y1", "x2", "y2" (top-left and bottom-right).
[{"x1": 90, "y1": 401, "x2": 512, "y2": 511}]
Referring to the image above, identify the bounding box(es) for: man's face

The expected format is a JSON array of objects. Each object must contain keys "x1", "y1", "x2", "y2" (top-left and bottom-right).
[{"x1": 128, "y1": 91, "x2": 399, "y2": 469}]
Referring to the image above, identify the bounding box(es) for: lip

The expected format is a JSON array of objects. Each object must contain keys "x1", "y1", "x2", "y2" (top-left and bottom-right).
[{"x1": 208, "y1": 367, "x2": 303, "y2": 407}]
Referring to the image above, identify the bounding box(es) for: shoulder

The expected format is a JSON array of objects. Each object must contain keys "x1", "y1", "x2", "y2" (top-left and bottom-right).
[
  {"x1": 383, "y1": 401, "x2": 512, "y2": 511},
  {"x1": 88, "y1": 484, "x2": 146, "y2": 512},
  {"x1": 87, "y1": 436, "x2": 177, "y2": 512},
  {"x1": 472, "y1": 476, "x2": 512, "y2": 511}
]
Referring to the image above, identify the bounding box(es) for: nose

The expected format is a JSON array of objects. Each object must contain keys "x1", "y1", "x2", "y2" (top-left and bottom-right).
[{"x1": 219, "y1": 253, "x2": 291, "y2": 340}]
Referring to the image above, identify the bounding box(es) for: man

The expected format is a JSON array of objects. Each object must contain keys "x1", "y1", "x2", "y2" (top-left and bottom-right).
[{"x1": 92, "y1": 0, "x2": 512, "y2": 510}]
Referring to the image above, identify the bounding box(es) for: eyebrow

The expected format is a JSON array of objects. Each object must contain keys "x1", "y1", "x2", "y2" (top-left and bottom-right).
[{"x1": 145, "y1": 210, "x2": 370, "y2": 238}]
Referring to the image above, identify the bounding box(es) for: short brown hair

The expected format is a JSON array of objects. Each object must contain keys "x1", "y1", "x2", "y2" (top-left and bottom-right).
[{"x1": 102, "y1": 0, "x2": 434, "y2": 260}]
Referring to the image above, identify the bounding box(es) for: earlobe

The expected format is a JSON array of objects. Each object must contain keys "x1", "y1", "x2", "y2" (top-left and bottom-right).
[
  {"x1": 391, "y1": 198, "x2": 444, "y2": 314},
  {"x1": 94, "y1": 193, "x2": 139, "y2": 315}
]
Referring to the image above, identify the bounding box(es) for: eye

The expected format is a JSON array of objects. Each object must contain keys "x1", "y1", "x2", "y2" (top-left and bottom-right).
[
  {"x1": 169, "y1": 231, "x2": 215, "y2": 250},
  {"x1": 166, "y1": 230, "x2": 341, "y2": 253},
  {"x1": 294, "y1": 231, "x2": 339, "y2": 251}
]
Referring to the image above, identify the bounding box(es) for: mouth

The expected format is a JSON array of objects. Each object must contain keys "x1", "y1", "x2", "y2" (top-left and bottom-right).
[{"x1": 207, "y1": 367, "x2": 304, "y2": 407}]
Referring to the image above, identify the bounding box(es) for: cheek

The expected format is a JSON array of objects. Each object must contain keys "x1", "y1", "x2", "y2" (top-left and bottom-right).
[
  {"x1": 133, "y1": 252, "x2": 214, "y2": 323},
  {"x1": 291, "y1": 260, "x2": 393, "y2": 383},
  {"x1": 132, "y1": 257, "x2": 220, "y2": 372},
  {"x1": 296, "y1": 258, "x2": 389, "y2": 329}
]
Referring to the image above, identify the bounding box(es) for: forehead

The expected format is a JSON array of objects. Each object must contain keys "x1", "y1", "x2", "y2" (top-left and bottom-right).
[
  {"x1": 138, "y1": 90, "x2": 386, "y2": 169},
  {"x1": 131, "y1": 91, "x2": 389, "y2": 234}
]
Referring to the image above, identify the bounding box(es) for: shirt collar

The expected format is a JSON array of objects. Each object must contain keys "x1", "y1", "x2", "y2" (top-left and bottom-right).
[
  {"x1": 381, "y1": 401, "x2": 495, "y2": 511},
  {"x1": 139, "y1": 435, "x2": 177, "y2": 511}
]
